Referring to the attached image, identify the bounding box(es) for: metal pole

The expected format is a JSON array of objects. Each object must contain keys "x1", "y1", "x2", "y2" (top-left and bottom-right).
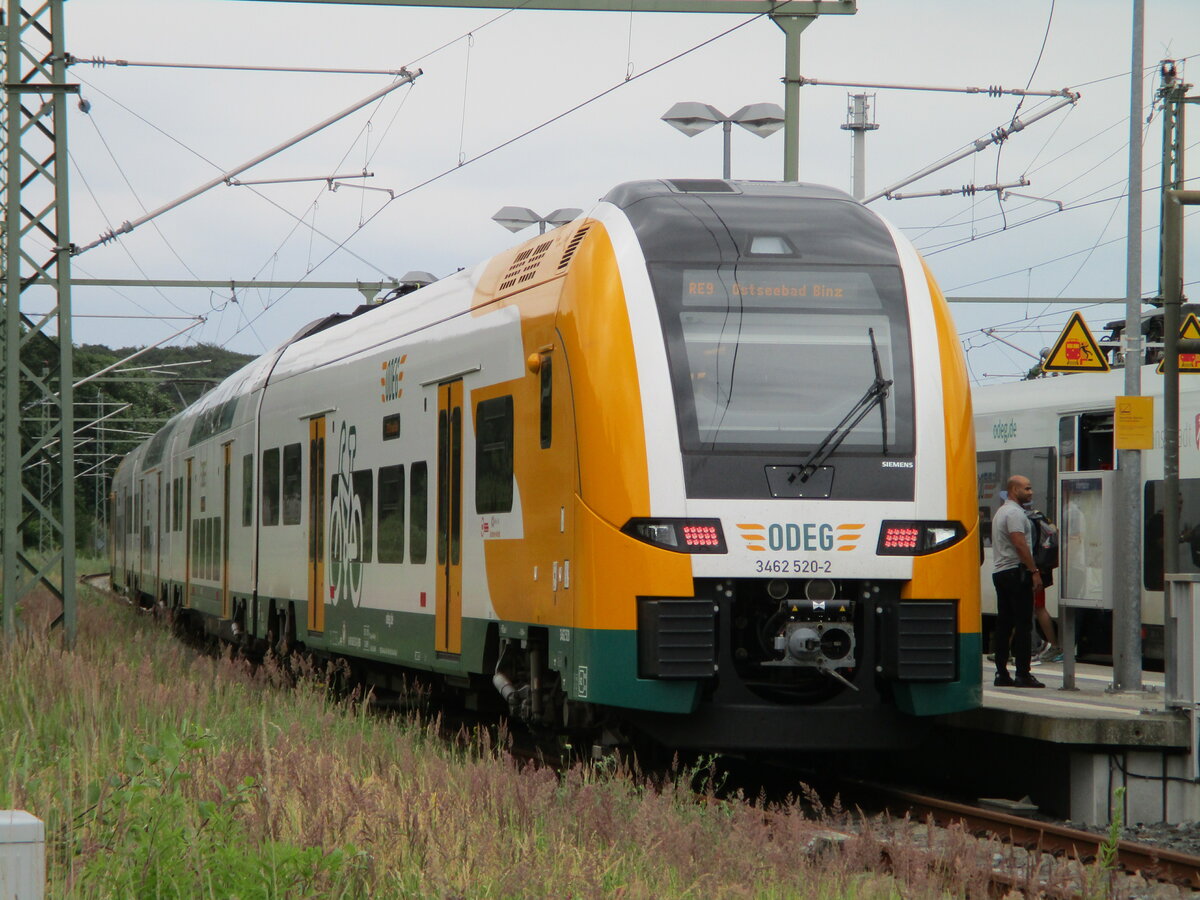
[
  {"x1": 53, "y1": 0, "x2": 76, "y2": 647},
  {"x1": 1163, "y1": 190, "x2": 1200, "y2": 596},
  {"x1": 772, "y1": 15, "x2": 814, "y2": 182},
  {"x1": 851, "y1": 119, "x2": 865, "y2": 200},
  {"x1": 1113, "y1": 0, "x2": 1145, "y2": 692},
  {"x1": 1161, "y1": 72, "x2": 1190, "y2": 686},
  {"x1": 3, "y1": 2, "x2": 22, "y2": 645},
  {"x1": 722, "y1": 119, "x2": 732, "y2": 180}
]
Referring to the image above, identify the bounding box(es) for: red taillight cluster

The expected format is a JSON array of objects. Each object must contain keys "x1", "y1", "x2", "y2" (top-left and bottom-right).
[
  {"x1": 881, "y1": 526, "x2": 920, "y2": 550},
  {"x1": 622, "y1": 518, "x2": 727, "y2": 554},
  {"x1": 876, "y1": 520, "x2": 967, "y2": 556},
  {"x1": 682, "y1": 524, "x2": 721, "y2": 548}
]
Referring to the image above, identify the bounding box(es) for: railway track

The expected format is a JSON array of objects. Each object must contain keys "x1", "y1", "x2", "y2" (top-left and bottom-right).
[{"x1": 875, "y1": 786, "x2": 1200, "y2": 895}]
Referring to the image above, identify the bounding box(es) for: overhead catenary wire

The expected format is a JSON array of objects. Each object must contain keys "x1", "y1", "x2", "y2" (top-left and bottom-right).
[
  {"x1": 222, "y1": 11, "x2": 774, "y2": 345},
  {"x1": 69, "y1": 55, "x2": 413, "y2": 77},
  {"x1": 797, "y1": 75, "x2": 1075, "y2": 98},
  {"x1": 863, "y1": 93, "x2": 1080, "y2": 204},
  {"x1": 74, "y1": 68, "x2": 422, "y2": 255}
]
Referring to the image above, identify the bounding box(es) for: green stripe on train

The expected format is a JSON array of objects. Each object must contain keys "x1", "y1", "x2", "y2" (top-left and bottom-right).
[{"x1": 892, "y1": 632, "x2": 983, "y2": 716}]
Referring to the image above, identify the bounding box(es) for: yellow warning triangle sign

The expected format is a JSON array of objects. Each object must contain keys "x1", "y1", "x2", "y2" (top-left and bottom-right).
[
  {"x1": 1157, "y1": 313, "x2": 1200, "y2": 373},
  {"x1": 1042, "y1": 311, "x2": 1110, "y2": 373}
]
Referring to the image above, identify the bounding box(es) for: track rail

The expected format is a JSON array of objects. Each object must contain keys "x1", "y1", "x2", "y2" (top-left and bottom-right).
[{"x1": 885, "y1": 787, "x2": 1200, "y2": 891}]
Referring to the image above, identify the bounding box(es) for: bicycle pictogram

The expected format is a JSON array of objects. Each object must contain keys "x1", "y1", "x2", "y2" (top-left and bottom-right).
[{"x1": 328, "y1": 421, "x2": 364, "y2": 607}]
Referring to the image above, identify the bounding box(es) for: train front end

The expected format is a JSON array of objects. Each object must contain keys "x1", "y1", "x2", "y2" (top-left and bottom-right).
[{"x1": 560, "y1": 179, "x2": 981, "y2": 751}]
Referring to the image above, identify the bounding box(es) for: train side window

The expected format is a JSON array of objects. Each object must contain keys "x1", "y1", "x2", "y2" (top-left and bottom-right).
[
  {"x1": 1059, "y1": 417, "x2": 1075, "y2": 473},
  {"x1": 1070, "y1": 412, "x2": 1114, "y2": 471},
  {"x1": 282, "y1": 442, "x2": 303, "y2": 525},
  {"x1": 355, "y1": 471, "x2": 374, "y2": 563},
  {"x1": 410, "y1": 461, "x2": 428, "y2": 565},
  {"x1": 378, "y1": 464, "x2": 405, "y2": 563},
  {"x1": 215, "y1": 517, "x2": 223, "y2": 579},
  {"x1": 206, "y1": 518, "x2": 214, "y2": 580},
  {"x1": 539, "y1": 355, "x2": 552, "y2": 449},
  {"x1": 330, "y1": 469, "x2": 374, "y2": 563},
  {"x1": 383, "y1": 414, "x2": 400, "y2": 441},
  {"x1": 1143, "y1": 479, "x2": 1200, "y2": 590},
  {"x1": 242, "y1": 454, "x2": 253, "y2": 527},
  {"x1": 475, "y1": 395, "x2": 514, "y2": 514},
  {"x1": 977, "y1": 446, "x2": 1057, "y2": 534},
  {"x1": 262, "y1": 448, "x2": 280, "y2": 526}
]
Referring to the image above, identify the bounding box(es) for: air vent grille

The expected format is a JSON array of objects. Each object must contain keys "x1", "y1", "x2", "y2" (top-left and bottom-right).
[
  {"x1": 879, "y1": 600, "x2": 958, "y2": 682},
  {"x1": 557, "y1": 224, "x2": 591, "y2": 270},
  {"x1": 497, "y1": 239, "x2": 553, "y2": 292},
  {"x1": 637, "y1": 598, "x2": 717, "y2": 679}
]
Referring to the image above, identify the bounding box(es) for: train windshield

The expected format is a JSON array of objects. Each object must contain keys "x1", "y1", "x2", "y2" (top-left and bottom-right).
[
  {"x1": 667, "y1": 266, "x2": 907, "y2": 451},
  {"x1": 659, "y1": 264, "x2": 911, "y2": 452}
]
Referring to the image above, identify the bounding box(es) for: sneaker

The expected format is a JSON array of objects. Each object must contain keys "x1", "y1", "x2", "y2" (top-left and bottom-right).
[
  {"x1": 986, "y1": 653, "x2": 996, "y2": 662},
  {"x1": 994, "y1": 671, "x2": 1015, "y2": 687},
  {"x1": 1030, "y1": 657, "x2": 1043, "y2": 666},
  {"x1": 1040, "y1": 646, "x2": 1064, "y2": 663},
  {"x1": 1014, "y1": 674, "x2": 1045, "y2": 688}
]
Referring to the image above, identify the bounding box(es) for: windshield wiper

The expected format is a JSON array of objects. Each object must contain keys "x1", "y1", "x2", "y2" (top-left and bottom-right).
[{"x1": 790, "y1": 328, "x2": 892, "y2": 484}]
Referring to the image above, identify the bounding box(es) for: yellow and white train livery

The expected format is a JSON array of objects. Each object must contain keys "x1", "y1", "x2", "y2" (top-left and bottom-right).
[{"x1": 111, "y1": 179, "x2": 981, "y2": 752}]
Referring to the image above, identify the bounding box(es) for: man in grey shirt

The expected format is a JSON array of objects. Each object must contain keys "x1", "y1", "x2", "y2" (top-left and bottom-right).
[{"x1": 992, "y1": 474, "x2": 1045, "y2": 688}]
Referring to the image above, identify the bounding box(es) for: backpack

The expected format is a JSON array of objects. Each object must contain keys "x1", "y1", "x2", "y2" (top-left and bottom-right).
[{"x1": 1026, "y1": 509, "x2": 1059, "y2": 575}]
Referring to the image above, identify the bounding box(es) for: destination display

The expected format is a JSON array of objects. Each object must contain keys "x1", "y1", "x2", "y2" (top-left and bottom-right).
[{"x1": 681, "y1": 268, "x2": 881, "y2": 309}]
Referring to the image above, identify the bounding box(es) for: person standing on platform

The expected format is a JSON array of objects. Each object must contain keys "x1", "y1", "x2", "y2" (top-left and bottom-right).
[
  {"x1": 992, "y1": 475, "x2": 1046, "y2": 688},
  {"x1": 1025, "y1": 505, "x2": 1062, "y2": 662}
]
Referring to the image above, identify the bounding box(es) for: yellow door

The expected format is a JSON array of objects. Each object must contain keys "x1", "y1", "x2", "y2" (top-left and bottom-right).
[
  {"x1": 221, "y1": 444, "x2": 232, "y2": 619},
  {"x1": 436, "y1": 381, "x2": 463, "y2": 656},
  {"x1": 308, "y1": 416, "x2": 326, "y2": 633}
]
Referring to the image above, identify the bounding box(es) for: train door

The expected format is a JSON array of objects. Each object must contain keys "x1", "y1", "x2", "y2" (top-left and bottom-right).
[
  {"x1": 307, "y1": 416, "x2": 326, "y2": 634},
  {"x1": 136, "y1": 479, "x2": 144, "y2": 585},
  {"x1": 120, "y1": 487, "x2": 129, "y2": 583},
  {"x1": 436, "y1": 380, "x2": 463, "y2": 656},
  {"x1": 222, "y1": 443, "x2": 232, "y2": 620},
  {"x1": 109, "y1": 491, "x2": 117, "y2": 577},
  {"x1": 185, "y1": 458, "x2": 193, "y2": 608},
  {"x1": 155, "y1": 471, "x2": 163, "y2": 601}
]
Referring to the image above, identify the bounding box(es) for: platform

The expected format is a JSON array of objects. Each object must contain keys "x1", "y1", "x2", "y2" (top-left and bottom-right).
[
  {"x1": 949, "y1": 660, "x2": 1188, "y2": 748},
  {"x1": 927, "y1": 658, "x2": 1200, "y2": 825}
]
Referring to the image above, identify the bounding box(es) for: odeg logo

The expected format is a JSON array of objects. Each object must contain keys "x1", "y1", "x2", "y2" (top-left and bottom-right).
[{"x1": 992, "y1": 419, "x2": 1018, "y2": 444}]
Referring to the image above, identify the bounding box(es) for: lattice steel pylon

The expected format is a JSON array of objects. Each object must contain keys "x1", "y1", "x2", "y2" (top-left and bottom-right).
[{"x1": 2, "y1": 0, "x2": 77, "y2": 646}]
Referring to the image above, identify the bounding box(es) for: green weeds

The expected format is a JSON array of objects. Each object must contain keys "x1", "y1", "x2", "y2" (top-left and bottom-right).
[{"x1": 0, "y1": 585, "x2": 1126, "y2": 898}]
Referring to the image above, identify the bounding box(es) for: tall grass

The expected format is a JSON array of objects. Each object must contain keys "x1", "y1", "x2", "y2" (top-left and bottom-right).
[{"x1": 1, "y1": 584, "x2": 1092, "y2": 898}]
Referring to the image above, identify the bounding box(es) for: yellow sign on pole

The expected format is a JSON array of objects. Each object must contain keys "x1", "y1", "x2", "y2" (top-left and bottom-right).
[
  {"x1": 1042, "y1": 311, "x2": 1110, "y2": 373},
  {"x1": 1156, "y1": 312, "x2": 1200, "y2": 373},
  {"x1": 1114, "y1": 395, "x2": 1154, "y2": 449}
]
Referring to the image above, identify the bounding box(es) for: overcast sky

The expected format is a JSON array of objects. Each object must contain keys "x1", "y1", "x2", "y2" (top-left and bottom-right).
[{"x1": 57, "y1": 0, "x2": 1198, "y2": 383}]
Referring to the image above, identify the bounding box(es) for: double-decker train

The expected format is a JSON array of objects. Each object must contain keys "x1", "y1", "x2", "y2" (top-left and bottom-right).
[{"x1": 111, "y1": 179, "x2": 981, "y2": 752}]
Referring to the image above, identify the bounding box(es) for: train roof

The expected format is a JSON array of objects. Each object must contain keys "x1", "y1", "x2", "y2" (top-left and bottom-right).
[
  {"x1": 973, "y1": 365, "x2": 1171, "y2": 416},
  {"x1": 602, "y1": 179, "x2": 856, "y2": 206}
]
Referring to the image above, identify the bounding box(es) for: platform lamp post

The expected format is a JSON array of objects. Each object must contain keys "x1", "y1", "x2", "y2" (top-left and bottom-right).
[
  {"x1": 661, "y1": 102, "x2": 785, "y2": 180},
  {"x1": 492, "y1": 207, "x2": 582, "y2": 235}
]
